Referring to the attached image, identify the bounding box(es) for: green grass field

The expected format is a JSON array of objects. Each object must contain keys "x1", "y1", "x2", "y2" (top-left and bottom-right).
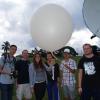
[{"x1": 12, "y1": 85, "x2": 80, "y2": 100}]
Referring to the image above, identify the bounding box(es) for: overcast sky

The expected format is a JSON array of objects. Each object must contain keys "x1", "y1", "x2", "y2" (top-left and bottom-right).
[{"x1": 0, "y1": 0, "x2": 100, "y2": 55}]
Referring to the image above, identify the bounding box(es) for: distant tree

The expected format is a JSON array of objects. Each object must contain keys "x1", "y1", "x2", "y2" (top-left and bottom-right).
[
  {"x1": 39, "y1": 49, "x2": 47, "y2": 58},
  {"x1": 31, "y1": 50, "x2": 35, "y2": 54},
  {"x1": 64, "y1": 46, "x2": 78, "y2": 56},
  {"x1": 92, "y1": 45, "x2": 100, "y2": 56},
  {"x1": 30, "y1": 46, "x2": 78, "y2": 59},
  {"x1": 30, "y1": 48, "x2": 46, "y2": 58},
  {"x1": 54, "y1": 46, "x2": 78, "y2": 57},
  {"x1": 2, "y1": 41, "x2": 10, "y2": 55}
]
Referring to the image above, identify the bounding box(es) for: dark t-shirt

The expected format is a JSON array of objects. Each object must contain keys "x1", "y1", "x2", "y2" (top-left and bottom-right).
[
  {"x1": 15, "y1": 60, "x2": 30, "y2": 84},
  {"x1": 78, "y1": 55, "x2": 100, "y2": 88}
]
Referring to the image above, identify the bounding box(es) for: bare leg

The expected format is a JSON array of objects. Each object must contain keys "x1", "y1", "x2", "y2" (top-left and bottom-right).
[{"x1": 64, "y1": 96, "x2": 71, "y2": 100}]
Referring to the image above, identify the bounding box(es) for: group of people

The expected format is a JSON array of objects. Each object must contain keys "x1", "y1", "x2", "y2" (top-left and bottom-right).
[{"x1": 0, "y1": 43, "x2": 100, "y2": 100}]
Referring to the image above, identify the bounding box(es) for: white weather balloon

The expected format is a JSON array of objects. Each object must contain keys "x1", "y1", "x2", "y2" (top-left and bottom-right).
[
  {"x1": 30, "y1": 4, "x2": 73, "y2": 51},
  {"x1": 83, "y1": 0, "x2": 100, "y2": 38}
]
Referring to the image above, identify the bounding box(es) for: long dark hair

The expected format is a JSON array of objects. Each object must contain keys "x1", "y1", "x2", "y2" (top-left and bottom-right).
[{"x1": 33, "y1": 52, "x2": 44, "y2": 69}]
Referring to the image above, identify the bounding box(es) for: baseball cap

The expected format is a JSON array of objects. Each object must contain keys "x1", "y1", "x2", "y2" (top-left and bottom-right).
[{"x1": 64, "y1": 49, "x2": 70, "y2": 53}]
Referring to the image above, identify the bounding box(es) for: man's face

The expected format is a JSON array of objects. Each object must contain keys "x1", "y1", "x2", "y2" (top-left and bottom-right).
[
  {"x1": 63, "y1": 52, "x2": 70, "y2": 59},
  {"x1": 83, "y1": 45, "x2": 93, "y2": 55},
  {"x1": 9, "y1": 46, "x2": 17, "y2": 55},
  {"x1": 22, "y1": 50, "x2": 29, "y2": 60}
]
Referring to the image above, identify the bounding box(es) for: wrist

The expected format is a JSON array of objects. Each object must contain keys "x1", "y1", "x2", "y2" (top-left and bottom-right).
[
  {"x1": 78, "y1": 87, "x2": 82, "y2": 89},
  {"x1": 78, "y1": 85, "x2": 81, "y2": 88},
  {"x1": 30, "y1": 85, "x2": 33, "y2": 88}
]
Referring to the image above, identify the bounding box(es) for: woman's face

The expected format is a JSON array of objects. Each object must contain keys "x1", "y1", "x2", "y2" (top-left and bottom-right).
[
  {"x1": 47, "y1": 53, "x2": 53, "y2": 60},
  {"x1": 35, "y1": 54, "x2": 41, "y2": 63}
]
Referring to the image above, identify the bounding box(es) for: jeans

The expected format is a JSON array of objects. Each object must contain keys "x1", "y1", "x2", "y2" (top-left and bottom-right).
[
  {"x1": 47, "y1": 81, "x2": 59, "y2": 100},
  {"x1": 0, "y1": 83, "x2": 13, "y2": 100},
  {"x1": 34, "y1": 81, "x2": 46, "y2": 100},
  {"x1": 80, "y1": 86, "x2": 100, "y2": 100}
]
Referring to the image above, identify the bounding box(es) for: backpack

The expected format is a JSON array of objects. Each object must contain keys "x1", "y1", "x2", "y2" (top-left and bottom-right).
[{"x1": 0, "y1": 53, "x2": 16, "y2": 75}]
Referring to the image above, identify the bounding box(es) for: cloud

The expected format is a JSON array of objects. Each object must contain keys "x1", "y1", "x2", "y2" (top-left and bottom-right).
[
  {"x1": 0, "y1": 0, "x2": 85, "y2": 34},
  {"x1": 0, "y1": 1, "x2": 15, "y2": 11},
  {"x1": 0, "y1": 0, "x2": 100, "y2": 55},
  {"x1": 67, "y1": 28, "x2": 100, "y2": 55}
]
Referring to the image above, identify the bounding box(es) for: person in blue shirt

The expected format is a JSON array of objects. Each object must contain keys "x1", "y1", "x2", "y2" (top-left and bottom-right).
[
  {"x1": 29, "y1": 52, "x2": 47, "y2": 100},
  {"x1": 0, "y1": 45, "x2": 17, "y2": 100}
]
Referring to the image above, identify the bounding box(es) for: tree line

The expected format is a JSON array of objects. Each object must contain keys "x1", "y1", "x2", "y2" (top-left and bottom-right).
[{"x1": 1, "y1": 41, "x2": 100, "y2": 57}]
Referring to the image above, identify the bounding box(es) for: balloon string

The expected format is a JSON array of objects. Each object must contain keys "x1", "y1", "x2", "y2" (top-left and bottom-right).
[{"x1": 51, "y1": 52, "x2": 61, "y2": 62}]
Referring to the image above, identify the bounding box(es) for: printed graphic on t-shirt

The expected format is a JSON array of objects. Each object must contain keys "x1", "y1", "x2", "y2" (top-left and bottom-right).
[{"x1": 84, "y1": 62, "x2": 96, "y2": 75}]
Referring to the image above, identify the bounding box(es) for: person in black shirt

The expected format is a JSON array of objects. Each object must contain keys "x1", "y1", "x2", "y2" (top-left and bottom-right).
[
  {"x1": 45, "y1": 52, "x2": 60, "y2": 100},
  {"x1": 78, "y1": 43, "x2": 100, "y2": 100},
  {"x1": 15, "y1": 50, "x2": 32, "y2": 100}
]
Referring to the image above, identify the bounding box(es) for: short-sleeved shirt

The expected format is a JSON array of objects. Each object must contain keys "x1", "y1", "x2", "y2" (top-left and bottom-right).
[
  {"x1": 60, "y1": 58, "x2": 77, "y2": 86},
  {"x1": 0, "y1": 56, "x2": 15, "y2": 84},
  {"x1": 78, "y1": 55, "x2": 100, "y2": 88},
  {"x1": 15, "y1": 60, "x2": 30, "y2": 84}
]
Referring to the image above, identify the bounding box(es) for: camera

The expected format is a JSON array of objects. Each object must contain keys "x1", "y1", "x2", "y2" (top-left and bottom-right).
[{"x1": 10, "y1": 71, "x2": 17, "y2": 79}]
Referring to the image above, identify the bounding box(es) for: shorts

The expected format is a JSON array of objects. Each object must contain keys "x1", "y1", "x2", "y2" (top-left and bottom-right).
[
  {"x1": 16, "y1": 83, "x2": 32, "y2": 100},
  {"x1": 62, "y1": 85, "x2": 75, "y2": 100}
]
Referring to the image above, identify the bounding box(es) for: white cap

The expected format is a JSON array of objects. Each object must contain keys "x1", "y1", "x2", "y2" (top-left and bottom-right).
[{"x1": 64, "y1": 49, "x2": 70, "y2": 53}]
